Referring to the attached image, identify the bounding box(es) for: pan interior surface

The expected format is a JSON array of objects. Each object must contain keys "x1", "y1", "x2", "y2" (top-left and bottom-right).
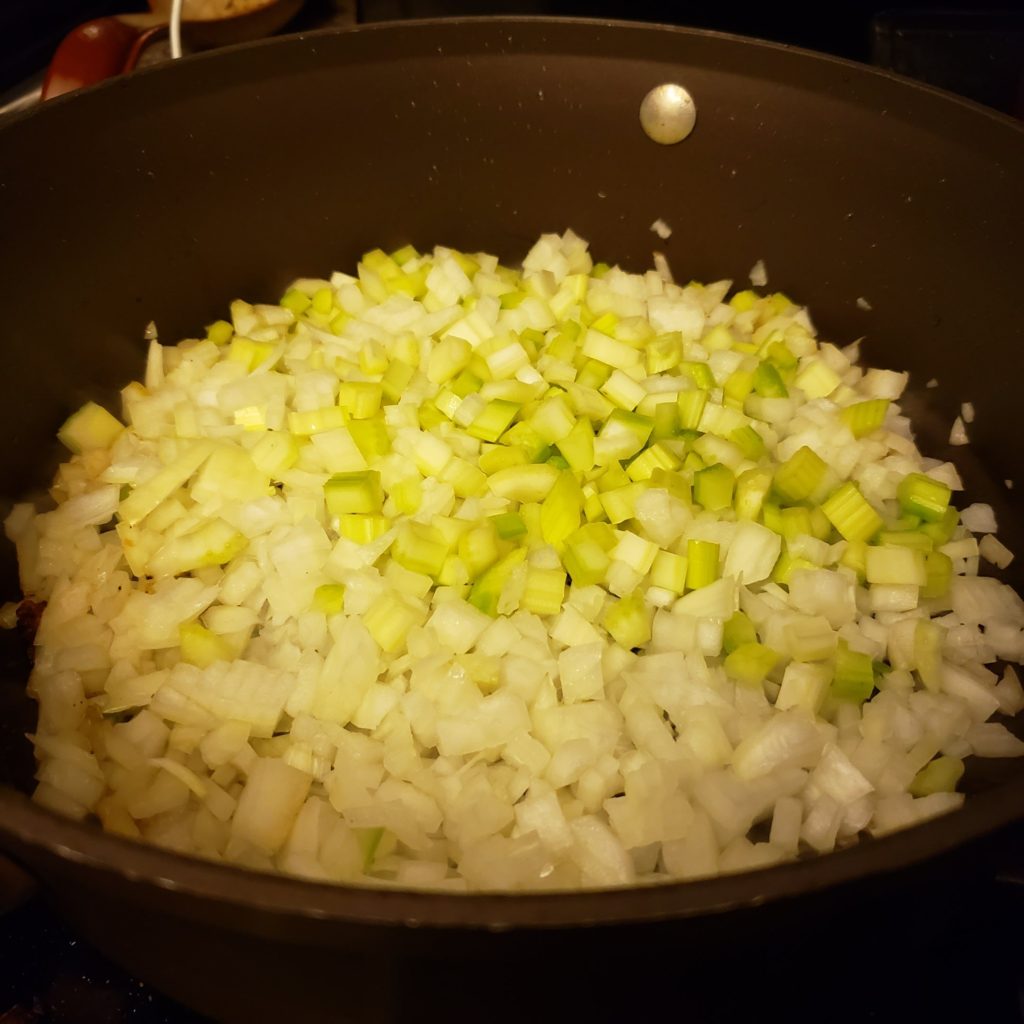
[{"x1": 0, "y1": 18, "x2": 1022, "y2": 929}]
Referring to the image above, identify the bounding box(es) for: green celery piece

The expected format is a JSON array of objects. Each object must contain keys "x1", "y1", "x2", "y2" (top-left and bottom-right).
[
  {"x1": 490, "y1": 511, "x2": 527, "y2": 540},
  {"x1": 603, "y1": 593, "x2": 652, "y2": 650},
  {"x1": 520, "y1": 567, "x2": 567, "y2": 616},
  {"x1": 724, "y1": 642, "x2": 779, "y2": 687},
  {"x1": 897, "y1": 472, "x2": 952, "y2": 523},
  {"x1": 821, "y1": 481, "x2": 883, "y2": 543},
  {"x1": 773, "y1": 446, "x2": 827, "y2": 504},
  {"x1": 693, "y1": 463, "x2": 735, "y2": 512},
  {"x1": 468, "y1": 400, "x2": 520, "y2": 443},
  {"x1": 680, "y1": 361, "x2": 716, "y2": 390},
  {"x1": 735, "y1": 467, "x2": 772, "y2": 521},
  {"x1": 324, "y1": 471, "x2": 383, "y2": 516},
  {"x1": 840, "y1": 399, "x2": 889, "y2": 438},
  {"x1": 723, "y1": 611, "x2": 758, "y2": 654},
  {"x1": 730, "y1": 425, "x2": 766, "y2": 461},
  {"x1": 832, "y1": 643, "x2": 875, "y2": 703},
  {"x1": 723, "y1": 368, "x2": 755, "y2": 408},
  {"x1": 922, "y1": 550, "x2": 953, "y2": 600},
  {"x1": 921, "y1": 506, "x2": 959, "y2": 545},
  {"x1": 677, "y1": 389, "x2": 708, "y2": 431},
  {"x1": 878, "y1": 529, "x2": 933, "y2": 552},
  {"x1": 540, "y1": 472, "x2": 583, "y2": 547},
  {"x1": 468, "y1": 548, "x2": 528, "y2": 616},
  {"x1": 752, "y1": 361, "x2": 788, "y2": 398},
  {"x1": 555, "y1": 417, "x2": 595, "y2": 473},
  {"x1": 686, "y1": 539, "x2": 720, "y2": 589},
  {"x1": 910, "y1": 756, "x2": 965, "y2": 797}
]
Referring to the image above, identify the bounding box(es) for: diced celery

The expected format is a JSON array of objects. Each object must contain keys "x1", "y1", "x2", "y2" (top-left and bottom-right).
[
  {"x1": 347, "y1": 416, "x2": 391, "y2": 463},
  {"x1": 531, "y1": 395, "x2": 576, "y2": 443},
  {"x1": 766, "y1": 341, "x2": 798, "y2": 370},
  {"x1": 723, "y1": 611, "x2": 758, "y2": 654},
  {"x1": 459, "y1": 524, "x2": 500, "y2": 578},
  {"x1": 896, "y1": 472, "x2": 952, "y2": 523},
  {"x1": 468, "y1": 548, "x2": 527, "y2": 616},
  {"x1": 312, "y1": 583, "x2": 346, "y2": 615},
  {"x1": 677, "y1": 389, "x2": 707, "y2": 431},
  {"x1": 289, "y1": 407, "x2": 347, "y2": 436},
  {"x1": 381, "y1": 360, "x2": 416, "y2": 403},
  {"x1": 646, "y1": 332, "x2": 682, "y2": 374},
  {"x1": 363, "y1": 592, "x2": 424, "y2": 653},
  {"x1": 626, "y1": 442, "x2": 680, "y2": 483},
  {"x1": 230, "y1": 336, "x2": 275, "y2": 372},
  {"x1": 205, "y1": 319, "x2": 234, "y2": 346},
  {"x1": 680, "y1": 361, "x2": 715, "y2": 390},
  {"x1": 502, "y1": 422, "x2": 550, "y2": 462},
  {"x1": 735, "y1": 467, "x2": 773, "y2": 521},
  {"x1": 909, "y1": 756, "x2": 964, "y2": 797},
  {"x1": 599, "y1": 483, "x2": 647, "y2": 525},
  {"x1": 650, "y1": 550, "x2": 688, "y2": 595},
  {"x1": 752, "y1": 361, "x2": 788, "y2": 398},
  {"x1": 686, "y1": 539, "x2": 720, "y2": 589},
  {"x1": 581, "y1": 329, "x2": 639, "y2": 370},
  {"x1": 603, "y1": 593, "x2": 652, "y2": 650},
  {"x1": 652, "y1": 402, "x2": 681, "y2": 441},
  {"x1": 723, "y1": 368, "x2": 755, "y2": 408},
  {"x1": 793, "y1": 359, "x2": 840, "y2": 398},
  {"x1": 556, "y1": 417, "x2": 596, "y2": 473},
  {"x1": 914, "y1": 618, "x2": 944, "y2": 692},
  {"x1": 520, "y1": 568, "x2": 567, "y2": 616},
  {"x1": 577, "y1": 359, "x2": 613, "y2": 389},
  {"x1": 180, "y1": 621, "x2": 237, "y2": 669},
  {"x1": 336, "y1": 514, "x2": 390, "y2": 543},
  {"x1": 468, "y1": 400, "x2": 520, "y2": 443},
  {"x1": 390, "y1": 476, "x2": 422, "y2": 515},
  {"x1": 487, "y1": 463, "x2": 559, "y2": 502},
  {"x1": 920, "y1": 506, "x2": 959, "y2": 546},
  {"x1": 693, "y1": 463, "x2": 735, "y2": 512},
  {"x1": 392, "y1": 522, "x2": 449, "y2": 577},
  {"x1": 597, "y1": 409, "x2": 654, "y2": 460},
  {"x1": 773, "y1": 446, "x2": 828, "y2": 504},
  {"x1": 840, "y1": 398, "x2": 889, "y2": 438},
  {"x1": 785, "y1": 616, "x2": 837, "y2": 662},
  {"x1": 650, "y1": 468, "x2": 692, "y2": 504},
  {"x1": 324, "y1": 471, "x2": 383, "y2": 516},
  {"x1": 864, "y1": 545, "x2": 927, "y2": 586},
  {"x1": 540, "y1": 472, "x2": 583, "y2": 547},
  {"x1": 337, "y1": 381, "x2": 383, "y2": 419},
  {"x1": 440, "y1": 456, "x2": 488, "y2": 497},
  {"x1": 832, "y1": 643, "x2": 875, "y2": 703},
  {"x1": 58, "y1": 401, "x2": 125, "y2": 453},
  {"x1": 491, "y1": 511, "x2": 527, "y2": 540},
  {"x1": 280, "y1": 288, "x2": 311, "y2": 316},
  {"x1": 877, "y1": 529, "x2": 933, "y2": 552},
  {"x1": 250, "y1": 431, "x2": 299, "y2": 478},
  {"x1": 821, "y1": 481, "x2": 883, "y2": 543},
  {"x1": 730, "y1": 425, "x2": 766, "y2": 461},
  {"x1": 311, "y1": 286, "x2": 334, "y2": 316},
  {"x1": 724, "y1": 643, "x2": 778, "y2": 687},
  {"x1": 921, "y1": 549, "x2": 953, "y2": 600}
]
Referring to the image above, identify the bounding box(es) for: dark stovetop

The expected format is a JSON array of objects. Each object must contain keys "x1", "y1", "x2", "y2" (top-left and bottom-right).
[{"x1": 3, "y1": 864, "x2": 1024, "y2": 1023}]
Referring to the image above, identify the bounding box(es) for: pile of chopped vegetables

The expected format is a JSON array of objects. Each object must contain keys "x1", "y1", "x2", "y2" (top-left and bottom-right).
[{"x1": 6, "y1": 230, "x2": 1024, "y2": 891}]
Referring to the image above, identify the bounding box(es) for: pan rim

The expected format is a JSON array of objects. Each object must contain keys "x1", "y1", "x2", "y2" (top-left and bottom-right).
[{"x1": 3, "y1": 15, "x2": 1022, "y2": 138}]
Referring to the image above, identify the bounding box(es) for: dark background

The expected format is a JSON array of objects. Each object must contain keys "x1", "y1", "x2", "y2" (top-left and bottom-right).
[{"x1": 2, "y1": 2, "x2": 1024, "y2": 114}]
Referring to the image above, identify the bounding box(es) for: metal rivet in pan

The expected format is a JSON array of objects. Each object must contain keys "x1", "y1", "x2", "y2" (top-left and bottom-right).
[{"x1": 640, "y1": 83, "x2": 696, "y2": 144}]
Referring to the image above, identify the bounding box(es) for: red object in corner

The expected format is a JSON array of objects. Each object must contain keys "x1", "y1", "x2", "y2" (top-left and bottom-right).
[{"x1": 41, "y1": 17, "x2": 159, "y2": 100}]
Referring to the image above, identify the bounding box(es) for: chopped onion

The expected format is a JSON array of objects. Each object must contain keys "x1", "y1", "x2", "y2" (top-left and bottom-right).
[{"x1": 7, "y1": 230, "x2": 1022, "y2": 892}]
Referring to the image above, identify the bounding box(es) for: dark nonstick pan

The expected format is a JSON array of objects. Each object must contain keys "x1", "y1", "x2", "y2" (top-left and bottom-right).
[{"x1": 1, "y1": 17, "x2": 1023, "y2": 1022}]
